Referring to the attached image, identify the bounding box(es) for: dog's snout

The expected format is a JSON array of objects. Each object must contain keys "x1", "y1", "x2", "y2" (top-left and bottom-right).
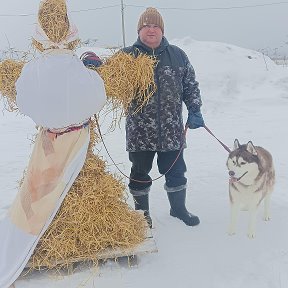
[{"x1": 229, "y1": 170, "x2": 235, "y2": 177}]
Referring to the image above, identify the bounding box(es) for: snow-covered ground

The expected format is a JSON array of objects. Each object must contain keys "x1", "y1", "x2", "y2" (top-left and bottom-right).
[{"x1": 1, "y1": 37, "x2": 288, "y2": 288}]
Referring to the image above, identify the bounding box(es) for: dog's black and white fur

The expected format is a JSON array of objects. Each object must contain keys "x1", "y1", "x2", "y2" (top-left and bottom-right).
[{"x1": 226, "y1": 139, "x2": 275, "y2": 238}]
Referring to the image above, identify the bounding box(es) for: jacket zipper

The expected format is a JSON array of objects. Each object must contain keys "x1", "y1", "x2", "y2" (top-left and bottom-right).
[{"x1": 153, "y1": 49, "x2": 162, "y2": 151}]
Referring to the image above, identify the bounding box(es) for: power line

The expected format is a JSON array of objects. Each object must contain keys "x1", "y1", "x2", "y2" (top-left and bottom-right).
[
  {"x1": 71, "y1": 4, "x2": 120, "y2": 13},
  {"x1": 1, "y1": 1, "x2": 288, "y2": 17},
  {"x1": 0, "y1": 13, "x2": 35, "y2": 17},
  {"x1": 126, "y1": 1, "x2": 288, "y2": 11},
  {"x1": 0, "y1": 5, "x2": 120, "y2": 17}
]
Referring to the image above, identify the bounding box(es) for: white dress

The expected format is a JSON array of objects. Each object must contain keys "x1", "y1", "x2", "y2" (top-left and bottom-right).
[{"x1": 16, "y1": 49, "x2": 106, "y2": 129}]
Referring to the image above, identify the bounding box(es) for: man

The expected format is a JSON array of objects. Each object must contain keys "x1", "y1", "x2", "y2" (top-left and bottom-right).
[{"x1": 122, "y1": 7, "x2": 205, "y2": 228}]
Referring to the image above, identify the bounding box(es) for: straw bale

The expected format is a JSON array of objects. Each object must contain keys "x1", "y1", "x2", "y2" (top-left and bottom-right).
[
  {"x1": 0, "y1": 59, "x2": 25, "y2": 112},
  {"x1": 28, "y1": 123, "x2": 147, "y2": 270}
]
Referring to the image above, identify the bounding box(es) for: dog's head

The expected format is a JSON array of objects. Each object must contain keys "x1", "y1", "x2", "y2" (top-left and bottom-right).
[{"x1": 226, "y1": 139, "x2": 260, "y2": 184}]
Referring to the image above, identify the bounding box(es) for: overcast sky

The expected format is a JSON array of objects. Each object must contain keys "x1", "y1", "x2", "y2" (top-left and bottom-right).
[{"x1": 1, "y1": 0, "x2": 288, "y2": 57}]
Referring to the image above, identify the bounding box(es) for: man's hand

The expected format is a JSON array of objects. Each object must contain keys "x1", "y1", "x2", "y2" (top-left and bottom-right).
[
  {"x1": 80, "y1": 51, "x2": 102, "y2": 68},
  {"x1": 186, "y1": 110, "x2": 205, "y2": 129}
]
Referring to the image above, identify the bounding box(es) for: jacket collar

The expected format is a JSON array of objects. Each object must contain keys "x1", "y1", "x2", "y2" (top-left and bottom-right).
[{"x1": 133, "y1": 36, "x2": 169, "y2": 55}]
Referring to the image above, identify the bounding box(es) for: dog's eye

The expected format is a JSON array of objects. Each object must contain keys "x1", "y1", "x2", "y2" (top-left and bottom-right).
[
  {"x1": 233, "y1": 160, "x2": 236, "y2": 165},
  {"x1": 240, "y1": 162, "x2": 246, "y2": 165}
]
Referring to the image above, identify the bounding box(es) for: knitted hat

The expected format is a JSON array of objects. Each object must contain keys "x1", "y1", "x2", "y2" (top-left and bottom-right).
[{"x1": 137, "y1": 7, "x2": 164, "y2": 33}]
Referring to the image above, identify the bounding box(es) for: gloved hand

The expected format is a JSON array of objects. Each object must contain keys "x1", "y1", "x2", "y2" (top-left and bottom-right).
[
  {"x1": 80, "y1": 51, "x2": 102, "y2": 68},
  {"x1": 186, "y1": 110, "x2": 205, "y2": 129}
]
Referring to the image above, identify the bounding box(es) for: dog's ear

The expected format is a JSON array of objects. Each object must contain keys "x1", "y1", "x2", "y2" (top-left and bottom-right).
[
  {"x1": 233, "y1": 139, "x2": 240, "y2": 150},
  {"x1": 246, "y1": 141, "x2": 257, "y2": 155}
]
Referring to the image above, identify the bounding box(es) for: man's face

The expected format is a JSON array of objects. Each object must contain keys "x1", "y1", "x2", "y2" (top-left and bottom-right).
[{"x1": 139, "y1": 24, "x2": 163, "y2": 49}]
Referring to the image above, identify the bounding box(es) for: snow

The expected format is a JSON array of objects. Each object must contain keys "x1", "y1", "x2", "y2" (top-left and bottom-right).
[{"x1": 1, "y1": 37, "x2": 288, "y2": 287}]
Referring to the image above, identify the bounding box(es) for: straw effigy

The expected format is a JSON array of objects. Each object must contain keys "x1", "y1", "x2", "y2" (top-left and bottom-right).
[
  {"x1": 0, "y1": 55, "x2": 154, "y2": 269},
  {"x1": 27, "y1": 120, "x2": 147, "y2": 270},
  {"x1": 2, "y1": 0, "x2": 156, "y2": 271},
  {"x1": 0, "y1": 59, "x2": 25, "y2": 112}
]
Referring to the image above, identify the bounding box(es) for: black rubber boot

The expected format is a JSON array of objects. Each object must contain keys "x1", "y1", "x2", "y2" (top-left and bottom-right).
[
  {"x1": 167, "y1": 189, "x2": 200, "y2": 226},
  {"x1": 133, "y1": 194, "x2": 152, "y2": 228}
]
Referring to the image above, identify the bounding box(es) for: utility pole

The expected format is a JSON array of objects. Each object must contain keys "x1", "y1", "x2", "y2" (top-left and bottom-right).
[{"x1": 121, "y1": 0, "x2": 126, "y2": 47}]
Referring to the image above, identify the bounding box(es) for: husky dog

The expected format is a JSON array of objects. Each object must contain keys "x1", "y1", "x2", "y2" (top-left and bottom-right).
[{"x1": 226, "y1": 139, "x2": 275, "y2": 238}]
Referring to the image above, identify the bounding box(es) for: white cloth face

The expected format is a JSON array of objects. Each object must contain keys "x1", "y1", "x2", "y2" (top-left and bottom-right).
[{"x1": 16, "y1": 50, "x2": 106, "y2": 129}]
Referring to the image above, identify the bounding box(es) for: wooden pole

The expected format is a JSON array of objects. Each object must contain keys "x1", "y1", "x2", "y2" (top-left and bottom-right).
[{"x1": 121, "y1": 0, "x2": 126, "y2": 47}]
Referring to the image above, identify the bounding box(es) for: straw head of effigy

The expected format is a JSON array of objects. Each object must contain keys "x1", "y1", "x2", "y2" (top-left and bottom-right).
[
  {"x1": 33, "y1": 0, "x2": 79, "y2": 51},
  {"x1": 38, "y1": 0, "x2": 69, "y2": 43}
]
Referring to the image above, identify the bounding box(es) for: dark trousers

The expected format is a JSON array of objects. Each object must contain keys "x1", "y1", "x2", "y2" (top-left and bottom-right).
[{"x1": 128, "y1": 150, "x2": 187, "y2": 193}]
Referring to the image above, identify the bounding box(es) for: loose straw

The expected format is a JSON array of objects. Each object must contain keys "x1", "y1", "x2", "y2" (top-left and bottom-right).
[
  {"x1": 0, "y1": 59, "x2": 25, "y2": 112},
  {"x1": 95, "y1": 51, "x2": 157, "y2": 129}
]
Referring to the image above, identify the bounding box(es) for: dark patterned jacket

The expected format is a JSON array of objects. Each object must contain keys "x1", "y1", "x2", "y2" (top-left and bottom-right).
[{"x1": 123, "y1": 37, "x2": 202, "y2": 152}]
